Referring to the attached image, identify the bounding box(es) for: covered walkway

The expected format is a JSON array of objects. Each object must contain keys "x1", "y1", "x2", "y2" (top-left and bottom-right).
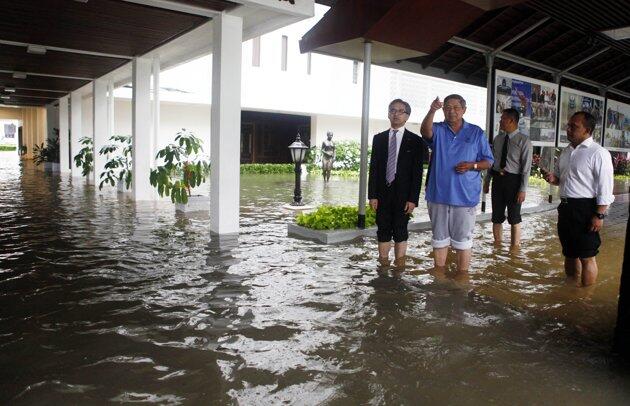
[{"x1": 0, "y1": 0, "x2": 315, "y2": 235}]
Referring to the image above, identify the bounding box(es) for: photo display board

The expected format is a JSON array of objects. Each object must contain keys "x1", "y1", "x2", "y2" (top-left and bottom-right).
[
  {"x1": 604, "y1": 99, "x2": 630, "y2": 152},
  {"x1": 494, "y1": 69, "x2": 559, "y2": 146},
  {"x1": 558, "y1": 87, "x2": 605, "y2": 147}
]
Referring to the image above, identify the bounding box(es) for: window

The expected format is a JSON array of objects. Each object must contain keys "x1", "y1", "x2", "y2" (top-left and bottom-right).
[
  {"x1": 307, "y1": 52, "x2": 312, "y2": 75},
  {"x1": 252, "y1": 37, "x2": 261, "y2": 67},
  {"x1": 281, "y1": 35, "x2": 288, "y2": 71},
  {"x1": 352, "y1": 60, "x2": 359, "y2": 84}
]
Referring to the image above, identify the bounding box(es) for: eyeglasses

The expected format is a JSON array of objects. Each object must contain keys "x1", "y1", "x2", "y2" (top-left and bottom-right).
[
  {"x1": 443, "y1": 105, "x2": 463, "y2": 112},
  {"x1": 389, "y1": 108, "x2": 408, "y2": 115}
]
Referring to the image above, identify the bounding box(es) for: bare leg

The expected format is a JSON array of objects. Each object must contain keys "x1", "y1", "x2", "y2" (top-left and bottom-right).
[
  {"x1": 456, "y1": 249, "x2": 471, "y2": 272},
  {"x1": 492, "y1": 223, "x2": 502, "y2": 245},
  {"x1": 564, "y1": 257, "x2": 581, "y2": 286},
  {"x1": 378, "y1": 242, "x2": 392, "y2": 266},
  {"x1": 510, "y1": 223, "x2": 521, "y2": 248},
  {"x1": 393, "y1": 241, "x2": 408, "y2": 268},
  {"x1": 580, "y1": 257, "x2": 598, "y2": 287},
  {"x1": 433, "y1": 247, "x2": 448, "y2": 268}
]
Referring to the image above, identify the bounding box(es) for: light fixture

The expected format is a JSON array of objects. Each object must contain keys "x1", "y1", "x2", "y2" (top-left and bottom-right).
[
  {"x1": 4, "y1": 87, "x2": 15, "y2": 93},
  {"x1": 27, "y1": 45, "x2": 46, "y2": 55},
  {"x1": 288, "y1": 133, "x2": 309, "y2": 206},
  {"x1": 601, "y1": 26, "x2": 630, "y2": 41},
  {"x1": 1, "y1": 96, "x2": 10, "y2": 99},
  {"x1": 12, "y1": 72, "x2": 27, "y2": 79}
]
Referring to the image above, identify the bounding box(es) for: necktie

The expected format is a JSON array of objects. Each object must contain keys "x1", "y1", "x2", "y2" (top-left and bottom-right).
[
  {"x1": 386, "y1": 130, "x2": 398, "y2": 184},
  {"x1": 499, "y1": 134, "x2": 509, "y2": 169}
]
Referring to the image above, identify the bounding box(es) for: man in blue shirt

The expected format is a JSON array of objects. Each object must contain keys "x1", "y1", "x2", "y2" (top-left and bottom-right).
[{"x1": 420, "y1": 94, "x2": 494, "y2": 273}]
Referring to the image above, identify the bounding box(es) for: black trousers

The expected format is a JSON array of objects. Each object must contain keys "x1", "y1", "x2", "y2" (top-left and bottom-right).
[
  {"x1": 557, "y1": 198, "x2": 601, "y2": 259},
  {"x1": 491, "y1": 170, "x2": 522, "y2": 225},
  {"x1": 376, "y1": 181, "x2": 410, "y2": 243}
]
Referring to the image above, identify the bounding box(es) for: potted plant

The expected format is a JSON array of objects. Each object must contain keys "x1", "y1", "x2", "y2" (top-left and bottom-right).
[
  {"x1": 150, "y1": 129, "x2": 210, "y2": 213},
  {"x1": 73, "y1": 136, "x2": 94, "y2": 182},
  {"x1": 46, "y1": 130, "x2": 60, "y2": 172},
  {"x1": 98, "y1": 135, "x2": 132, "y2": 193},
  {"x1": 33, "y1": 142, "x2": 48, "y2": 170}
]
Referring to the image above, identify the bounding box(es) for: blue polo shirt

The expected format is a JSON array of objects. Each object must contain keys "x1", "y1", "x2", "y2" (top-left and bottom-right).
[{"x1": 425, "y1": 120, "x2": 493, "y2": 207}]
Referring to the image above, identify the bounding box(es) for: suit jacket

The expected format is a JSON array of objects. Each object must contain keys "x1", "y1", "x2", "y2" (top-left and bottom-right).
[{"x1": 368, "y1": 128, "x2": 425, "y2": 206}]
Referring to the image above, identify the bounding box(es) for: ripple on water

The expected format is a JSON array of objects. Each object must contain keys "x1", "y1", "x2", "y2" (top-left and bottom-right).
[{"x1": 0, "y1": 154, "x2": 629, "y2": 404}]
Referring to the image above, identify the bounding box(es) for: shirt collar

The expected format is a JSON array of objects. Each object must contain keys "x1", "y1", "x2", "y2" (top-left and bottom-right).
[
  {"x1": 507, "y1": 129, "x2": 519, "y2": 138},
  {"x1": 574, "y1": 136, "x2": 594, "y2": 149},
  {"x1": 390, "y1": 127, "x2": 405, "y2": 136}
]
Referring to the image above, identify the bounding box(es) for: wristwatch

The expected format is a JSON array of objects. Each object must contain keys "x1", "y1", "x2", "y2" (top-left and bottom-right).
[
  {"x1": 594, "y1": 212, "x2": 606, "y2": 220},
  {"x1": 473, "y1": 163, "x2": 478, "y2": 170}
]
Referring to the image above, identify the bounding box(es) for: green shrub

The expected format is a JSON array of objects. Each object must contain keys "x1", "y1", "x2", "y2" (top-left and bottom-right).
[
  {"x1": 296, "y1": 205, "x2": 376, "y2": 230},
  {"x1": 0, "y1": 145, "x2": 16, "y2": 151},
  {"x1": 240, "y1": 163, "x2": 294, "y2": 174},
  {"x1": 333, "y1": 141, "x2": 370, "y2": 171}
]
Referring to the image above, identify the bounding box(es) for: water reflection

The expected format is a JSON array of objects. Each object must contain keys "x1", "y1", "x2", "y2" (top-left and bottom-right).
[{"x1": 0, "y1": 152, "x2": 628, "y2": 404}]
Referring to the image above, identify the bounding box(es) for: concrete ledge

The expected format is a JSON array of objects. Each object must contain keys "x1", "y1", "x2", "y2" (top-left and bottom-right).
[{"x1": 287, "y1": 202, "x2": 559, "y2": 244}]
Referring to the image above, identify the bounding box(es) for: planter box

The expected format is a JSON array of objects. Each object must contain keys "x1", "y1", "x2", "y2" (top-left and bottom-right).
[
  {"x1": 287, "y1": 203, "x2": 557, "y2": 244},
  {"x1": 175, "y1": 195, "x2": 210, "y2": 213}
]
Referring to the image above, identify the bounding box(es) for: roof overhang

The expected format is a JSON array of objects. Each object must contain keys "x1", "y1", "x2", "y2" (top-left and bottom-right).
[{"x1": 301, "y1": 0, "x2": 520, "y2": 63}]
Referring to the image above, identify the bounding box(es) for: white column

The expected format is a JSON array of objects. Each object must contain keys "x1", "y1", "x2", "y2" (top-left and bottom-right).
[
  {"x1": 93, "y1": 79, "x2": 108, "y2": 187},
  {"x1": 211, "y1": 13, "x2": 242, "y2": 235},
  {"x1": 70, "y1": 91, "x2": 83, "y2": 178},
  {"x1": 357, "y1": 41, "x2": 371, "y2": 229},
  {"x1": 151, "y1": 57, "x2": 160, "y2": 167},
  {"x1": 59, "y1": 96, "x2": 70, "y2": 173},
  {"x1": 132, "y1": 57, "x2": 154, "y2": 201},
  {"x1": 107, "y1": 80, "x2": 115, "y2": 139}
]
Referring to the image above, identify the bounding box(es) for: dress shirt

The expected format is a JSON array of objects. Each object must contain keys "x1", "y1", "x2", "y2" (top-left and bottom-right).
[
  {"x1": 491, "y1": 129, "x2": 533, "y2": 192},
  {"x1": 425, "y1": 120, "x2": 494, "y2": 207},
  {"x1": 553, "y1": 137, "x2": 614, "y2": 205},
  {"x1": 389, "y1": 126, "x2": 405, "y2": 158}
]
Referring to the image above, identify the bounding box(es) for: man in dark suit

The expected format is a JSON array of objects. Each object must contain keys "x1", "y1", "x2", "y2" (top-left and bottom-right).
[{"x1": 368, "y1": 99, "x2": 425, "y2": 268}]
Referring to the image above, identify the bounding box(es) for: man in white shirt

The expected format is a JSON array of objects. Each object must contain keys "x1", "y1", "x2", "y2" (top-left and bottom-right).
[{"x1": 545, "y1": 111, "x2": 614, "y2": 287}]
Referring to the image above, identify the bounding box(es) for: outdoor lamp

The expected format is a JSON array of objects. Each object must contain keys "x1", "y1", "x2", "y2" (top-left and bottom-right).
[{"x1": 288, "y1": 133, "x2": 308, "y2": 206}]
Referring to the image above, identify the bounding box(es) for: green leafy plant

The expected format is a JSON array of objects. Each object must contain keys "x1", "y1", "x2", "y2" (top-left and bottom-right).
[
  {"x1": 296, "y1": 205, "x2": 376, "y2": 230},
  {"x1": 240, "y1": 163, "x2": 294, "y2": 174},
  {"x1": 98, "y1": 135, "x2": 132, "y2": 191},
  {"x1": 33, "y1": 134, "x2": 60, "y2": 166},
  {"x1": 33, "y1": 142, "x2": 47, "y2": 166},
  {"x1": 45, "y1": 131, "x2": 60, "y2": 163},
  {"x1": 73, "y1": 137, "x2": 94, "y2": 177},
  {"x1": 150, "y1": 129, "x2": 210, "y2": 204}
]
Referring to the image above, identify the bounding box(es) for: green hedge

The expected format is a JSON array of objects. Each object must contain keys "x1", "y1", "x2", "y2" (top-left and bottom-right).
[
  {"x1": 0, "y1": 145, "x2": 17, "y2": 151},
  {"x1": 240, "y1": 163, "x2": 294, "y2": 174},
  {"x1": 296, "y1": 205, "x2": 376, "y2": 230}
]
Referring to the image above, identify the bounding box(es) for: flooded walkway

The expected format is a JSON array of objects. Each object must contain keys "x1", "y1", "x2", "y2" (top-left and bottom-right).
[{"x1": 1, "y1": 152, "x2": 629, "y2": 404}]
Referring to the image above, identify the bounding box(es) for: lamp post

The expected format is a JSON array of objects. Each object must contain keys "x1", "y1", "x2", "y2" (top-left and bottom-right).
[{"x1": 288, "y1": 133, "x2": 308, "y2": 206}]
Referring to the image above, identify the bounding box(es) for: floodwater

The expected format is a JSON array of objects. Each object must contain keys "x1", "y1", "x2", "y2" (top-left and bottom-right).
[{"x1": 1, "y1": 151, "x2": 629, "y2": 404}]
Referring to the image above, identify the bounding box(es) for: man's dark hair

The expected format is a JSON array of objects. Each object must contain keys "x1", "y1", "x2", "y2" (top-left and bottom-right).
[
  {"x1": 444, "y1": 94, "x2": 466, "y2": 108},
  {"x1": 389, "y1": 98, "x2": 411, "y2": 115},
  {"x1": 573, "y1": 111, "x2": 596, "y2": 134},
  {"x1": 502, "y1": 108, "x2": 520, "y2": 123}
]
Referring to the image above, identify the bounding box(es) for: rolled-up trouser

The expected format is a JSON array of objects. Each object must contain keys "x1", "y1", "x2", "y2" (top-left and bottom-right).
[{"x1": 427, "y1": 202, "x2": 476, "y2": 250}]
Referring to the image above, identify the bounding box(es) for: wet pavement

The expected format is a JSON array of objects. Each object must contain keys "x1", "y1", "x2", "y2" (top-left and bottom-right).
[{"x1": 1, "y1": 152, "x2": 629, "y2": 404}]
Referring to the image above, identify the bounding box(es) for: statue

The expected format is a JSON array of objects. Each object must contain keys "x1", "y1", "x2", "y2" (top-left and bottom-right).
[{"x1": 321, "y1": 131, "x2": 335, "y2": 182}]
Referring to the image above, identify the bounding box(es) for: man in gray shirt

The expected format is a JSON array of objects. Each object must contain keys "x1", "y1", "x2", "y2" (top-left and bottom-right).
[{"x1": 484, "y1": 108, "x2": 532, "y2": 247}]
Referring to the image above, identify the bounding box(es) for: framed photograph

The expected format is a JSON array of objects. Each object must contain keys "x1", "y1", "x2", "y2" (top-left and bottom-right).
[
  {"x1": 604, "y1": 99, "x2": 630, "y2": 152},
  {"x1": 558, "y1": 87, "x2": 604, "y2": 147},
  {"x1": 494, "y1": 69, "x2": 559, "y2": 147}
]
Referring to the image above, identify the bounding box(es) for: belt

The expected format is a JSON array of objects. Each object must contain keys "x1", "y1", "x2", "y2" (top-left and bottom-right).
[
  {"x1": 492, "y1": 169, "x2": 518, "y2": 176},
  {"x1": 560, "y1": 197, "x2": 596, "y2": 204}
]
